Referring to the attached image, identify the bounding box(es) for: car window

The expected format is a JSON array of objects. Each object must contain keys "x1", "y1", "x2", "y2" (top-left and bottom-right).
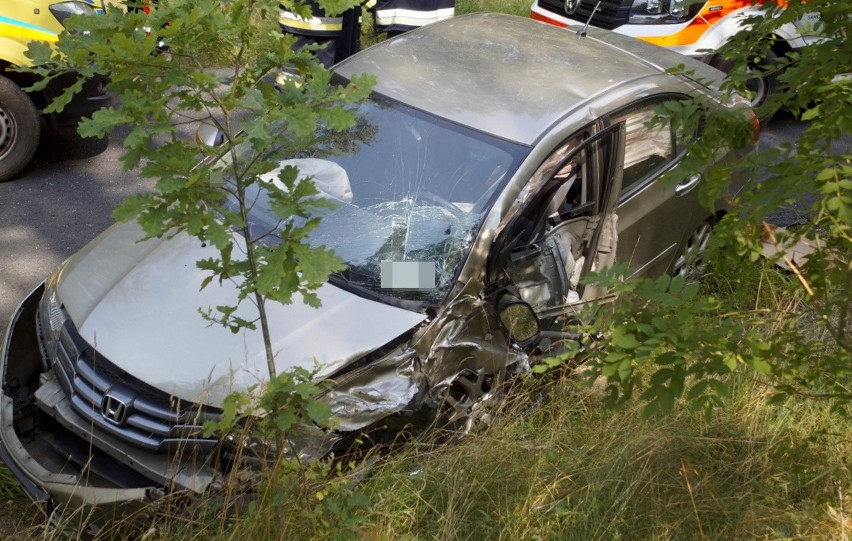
[
  {"x1": 219, "y1": 93, "x2": 529, "y2": 307},
  {"x1": 612, "y1": 104, "x2": 675, "y2": 196},
  {"x1": 536, "y1": 137, "x2": 592, "y2": 220}
]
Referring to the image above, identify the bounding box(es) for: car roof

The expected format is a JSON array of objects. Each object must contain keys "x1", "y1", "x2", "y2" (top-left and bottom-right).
[{"x1": 334, "y1": 13, "x2": 691, "y2": 146}]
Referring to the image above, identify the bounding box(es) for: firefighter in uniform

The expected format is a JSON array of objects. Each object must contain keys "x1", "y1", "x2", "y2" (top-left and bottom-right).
[
  {"x1": 366, "y1": 0, "x2": 455, "y2": 38},
  {"x1": 279, "y1": 0, "x2": 361, "y2": 68}
]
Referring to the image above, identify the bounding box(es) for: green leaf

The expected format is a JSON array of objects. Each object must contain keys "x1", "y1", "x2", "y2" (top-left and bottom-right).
[
  {"x1": 686, "y1": 380, "x2": 710, "y2": 401},
  {"x1": 611, "y1": 327, "x2": 641, "y2": 349},
  {"x1": 800, "y1": 106, "x2": 821, "y2": 121},
  {"x1": 275, "y1": 410, "x2": 298, "y2": 433},
  {"x1": 304, "y1": 400, "x2": 332, "y2": 425},
  {"x1": 722, "y1": 353, "x2": 739, "y2": 372},
  {"x1": 113, "y1": 194, "x2": 156, "y2": 223},
  {"x1": 747, "y1": 357, "x2": 773, "y2": 375},
  {"x1": 617, "y1": 358, "x2": 633, "y2": 382},
  {"x1": 650, "y1": 368, "x2": 674, "y2": 385}
]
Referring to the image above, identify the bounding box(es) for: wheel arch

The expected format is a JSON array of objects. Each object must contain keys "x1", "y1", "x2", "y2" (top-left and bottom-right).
[
  {"x1": 769, "y1": 35, "x2": 794, "y2": 58},
  {"x1": 709, "y1": 32, "x2": 793, "y2": 70},
  {"x1": 0, "y1": 61, "x2": 48, "y2": 111}
]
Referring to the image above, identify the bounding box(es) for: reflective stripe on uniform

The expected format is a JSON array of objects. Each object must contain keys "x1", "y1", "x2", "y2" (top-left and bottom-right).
[
  {"x1": 0, "y1": 15, "x2": 58, "y2": 42},
  {"x1": 279, "y1": 10, "x2": 343, "y2": 33},
  {"x1": 373, "y1": 7, "x2": 454, "y2": 28}
]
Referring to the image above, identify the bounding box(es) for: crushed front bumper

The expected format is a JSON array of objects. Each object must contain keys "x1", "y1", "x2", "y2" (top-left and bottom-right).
[{"x1": 0, "y1": 285, "x2": 208, "y2": 519}]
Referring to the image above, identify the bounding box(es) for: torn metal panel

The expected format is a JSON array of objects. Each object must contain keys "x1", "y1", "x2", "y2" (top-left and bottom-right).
[
  {"x1": 322, "y1": 350, "x2": 425, "y2": 432},
  {"x1": 506, "y1": 237, "x2": 576, "y2": 312},
  {"x1": 582, "y1": 213, "x2": 619, "y2": 301},
  {"x1": 221, "y1": 422, "x2": 343, "y2": 464},
  {"x1": 614, "y1": 107, "x2": 673, "y2": 175},
  {"x1": 319, "y1": 288, "x2": 523, "y2": 432},
  {"x1": 497, "y1": 137, "x2": 583, "y2": 232},
  {"x1": 412, "y1": 294, "x2": 525, "y2": 400}
]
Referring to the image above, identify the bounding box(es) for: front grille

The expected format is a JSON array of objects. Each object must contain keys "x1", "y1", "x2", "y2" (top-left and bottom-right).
[
  {"x1": 44, "y1": 314, "x2": 221, "y2": 454},
  {"x1": 538, "y1": 0, "x2": 632, "y2": 30}
]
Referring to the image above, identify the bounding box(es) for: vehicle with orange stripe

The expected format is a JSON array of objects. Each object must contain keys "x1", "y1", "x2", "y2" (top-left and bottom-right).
[
  {"x1": 530, "y1": 0, "x2": 822, "y2": 110},
  {"x1": 0, "y1": 0, "x2": 109, "y2": 182}
]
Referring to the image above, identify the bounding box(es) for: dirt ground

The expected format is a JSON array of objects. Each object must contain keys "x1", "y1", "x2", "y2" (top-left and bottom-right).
[{"x1": 0, "y1": 499, "x2": 44, "y2": 538}]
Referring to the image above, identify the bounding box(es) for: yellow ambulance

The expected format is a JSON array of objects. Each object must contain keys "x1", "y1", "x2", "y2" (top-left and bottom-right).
[{"x1": 0, "y1": 0, "x2": 108, "y2": 181}]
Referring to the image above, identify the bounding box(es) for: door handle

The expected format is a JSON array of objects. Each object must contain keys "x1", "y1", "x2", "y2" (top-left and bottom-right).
[{"x1": 675, "y1": 173, "x2": 701, "y2": 196}]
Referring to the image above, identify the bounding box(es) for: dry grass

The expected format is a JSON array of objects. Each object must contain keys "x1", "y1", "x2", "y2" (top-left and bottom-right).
[{"x1": 360, "y1": 374, "x2": 850, "y2": 540}]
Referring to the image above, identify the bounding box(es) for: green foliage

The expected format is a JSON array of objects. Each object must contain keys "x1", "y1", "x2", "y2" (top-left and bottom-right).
[
  {"x1": 556, "y1": 265, "x2": 765, "y2": 418},
  {"x1": 199, "y1": 367, "x2": 369, "y2": 540},
  {"x1": 0, "y1": 467, "x2": 25, "y2": 502},
  {"x1": 678, "y1": 0, "x2": 851, "y2": 346},
  {"x1": 544, "y1": 0, "x2": 851, "y2": 415},
  {"x1": 25, "y1": 0, "x2": 375, "y2": 378},
  {"x1": 271, "y1": 458, "x2": 371, "y2": 541},
  {"x1": 210, "y1": 366, "x2": 331, "y2": 439},
  {"x1": 454, "y1": 0, "x2": 530, "y2": 16}
]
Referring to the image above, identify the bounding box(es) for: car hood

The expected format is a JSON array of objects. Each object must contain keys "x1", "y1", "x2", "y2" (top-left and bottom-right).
[{"x1": 55, "y1": 222, "x2": 427, "y2": 407}]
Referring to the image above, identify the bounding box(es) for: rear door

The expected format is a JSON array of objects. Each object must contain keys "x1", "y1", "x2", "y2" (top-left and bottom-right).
[{"x1": 608, "y1": 97, "x2": 706, "y2": 279}]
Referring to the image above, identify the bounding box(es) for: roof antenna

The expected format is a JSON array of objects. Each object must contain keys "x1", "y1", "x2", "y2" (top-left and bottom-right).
[{"x1": 577, "y1": 0, "x2": 602, "y2": 37}]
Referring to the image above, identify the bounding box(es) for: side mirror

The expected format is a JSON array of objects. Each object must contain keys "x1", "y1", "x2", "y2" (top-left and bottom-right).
[
  {"x1": 196, "y1": 122, "x2": 225, "y2": 147},
  {"x1": 497, "y1": 294, "x2": 540, "y2": 347}
]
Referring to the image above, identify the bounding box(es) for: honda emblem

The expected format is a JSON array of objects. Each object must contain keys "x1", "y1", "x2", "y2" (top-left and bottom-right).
[{"x1": 101, "y1": 394, "x2": 130, "y2": 425}]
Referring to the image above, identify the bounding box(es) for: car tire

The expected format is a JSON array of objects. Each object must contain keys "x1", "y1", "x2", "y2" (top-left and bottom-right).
[
  {"x1": 0, "y1": 75, "x2": 41, "y2": 183},
  {"x1": 673, "y1": 219, "x2": 714, "y2": 281},
  {"x1": 712, "y1": 50, "x2": 779, "y2": 122}
]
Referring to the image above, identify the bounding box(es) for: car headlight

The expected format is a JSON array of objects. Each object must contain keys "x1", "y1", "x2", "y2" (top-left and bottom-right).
[
  {"x1": 49, "y1": 1, "x2": 97, "y2": 27},
  {"x1": 627, "y1": 0, "x2": 706, "y2": 24},
  {"x1": 38, "y1": 277, "x2": 68, "y2": 371}
]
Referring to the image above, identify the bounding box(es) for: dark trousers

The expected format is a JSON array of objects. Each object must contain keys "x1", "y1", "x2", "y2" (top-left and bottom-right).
[{"x1": 287, "y1": 7, "x2": 361, "y2": 68}]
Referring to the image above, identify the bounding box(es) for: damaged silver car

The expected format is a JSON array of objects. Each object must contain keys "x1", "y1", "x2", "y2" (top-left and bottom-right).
[{"x1": 0, "y1": 13, "x2": 752, "y2": 517}]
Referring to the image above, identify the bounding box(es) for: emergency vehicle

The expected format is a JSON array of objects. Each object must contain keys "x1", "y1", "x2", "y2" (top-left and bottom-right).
[
  {"x1": 0, "y1": 0, "x2": 108, "y2": 182},
  {"x1": 530, "y1": 0, "x2": 822, "y2": 110}
]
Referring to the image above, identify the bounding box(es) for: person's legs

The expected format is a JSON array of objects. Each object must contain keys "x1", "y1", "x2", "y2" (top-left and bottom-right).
[
  {"x1": 334, "y1": 8, "x2": 361, "y2": 64},
  {"x1": 292, "y1": 34, "x2": 337, "y2": 68}
]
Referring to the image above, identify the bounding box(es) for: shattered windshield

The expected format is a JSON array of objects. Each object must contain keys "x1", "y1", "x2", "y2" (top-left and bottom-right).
[{"x1": 228, "y1": 93, "x2": 527, "y2": 306}]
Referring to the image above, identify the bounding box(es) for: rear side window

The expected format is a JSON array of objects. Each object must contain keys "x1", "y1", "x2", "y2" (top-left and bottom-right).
[{"x1": 613, "y1": 105, "x2": 675, "y2": 195}]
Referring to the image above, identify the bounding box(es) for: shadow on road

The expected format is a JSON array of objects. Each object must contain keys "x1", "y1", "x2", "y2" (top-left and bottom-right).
[
  {"x1": 33, "y1": 125, "x2": 110, "y2": 163},
  {"x1": 0, "y1": 123, "x2": 148, "y2": 331}
]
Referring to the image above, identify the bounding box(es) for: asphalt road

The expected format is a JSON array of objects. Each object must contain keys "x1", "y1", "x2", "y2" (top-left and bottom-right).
[
  {"x1": 0, "y1": 124, "x2": 153, "y2": 330},
  {"x1": 0, "y1": 116, "x2": 809, "y2": 331}
]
